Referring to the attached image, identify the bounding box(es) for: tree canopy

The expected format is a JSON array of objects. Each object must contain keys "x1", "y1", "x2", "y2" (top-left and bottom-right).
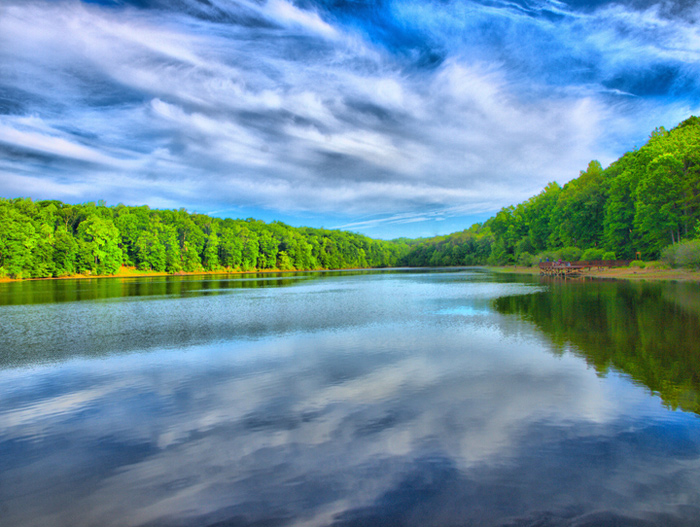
[{"x1": 0, "y1": 200, "x2": 410, "y2": 279}]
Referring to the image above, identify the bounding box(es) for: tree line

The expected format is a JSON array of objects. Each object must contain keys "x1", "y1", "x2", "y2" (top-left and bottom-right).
[
  {"x1": 0, "y1": 199, "x2": 410, "y2": 279},
  {"x1": 399, "y1": 115, "x2": 700, "y2": 267}
]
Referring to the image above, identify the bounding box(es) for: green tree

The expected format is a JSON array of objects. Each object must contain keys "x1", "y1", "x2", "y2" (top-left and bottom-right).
[
  {"x1": 635, "y1": 153, "x2": 685, "y2": 257},
  {"x1": 76, "y1": 216, "x2": 123, "y2": 275},
  {"x1": 257, "y1": 231, "x2": 278, "y2": 269},
  {"x1": 53, "y1": 229, "x2": 78, "y2": 277},
  {"x1": 549, "y1": 160, "x2": 607, "y2": 249},
  {"x1": 135, "y1": 231, "x2": 167, "y2": 272},
  {"x1": 0, "y1": 203, "x2": 37, "y2": 278},
  {"x1": 202, "y1": 230, "x2": 220, "y2": 270}
]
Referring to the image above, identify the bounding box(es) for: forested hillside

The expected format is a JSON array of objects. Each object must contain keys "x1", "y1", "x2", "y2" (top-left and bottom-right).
[
  {"x1": 0, "y1": 200, "x2": 409, "y2": 279},
  {"x1": 400, "y1": 116, "x2": 700, "y2": 267}
]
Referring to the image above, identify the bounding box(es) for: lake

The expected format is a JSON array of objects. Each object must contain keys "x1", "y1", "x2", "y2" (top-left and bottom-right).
[{"x1": 2, "y1": 269, "x2": 700, "y2": 526}]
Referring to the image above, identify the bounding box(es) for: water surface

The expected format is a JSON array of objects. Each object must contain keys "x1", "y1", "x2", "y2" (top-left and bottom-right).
[{"x1": 2, "y1": 269, "x2": 700, "y2": 526}]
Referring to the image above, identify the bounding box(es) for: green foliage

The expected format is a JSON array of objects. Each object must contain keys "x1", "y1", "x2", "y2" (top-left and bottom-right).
[
  {"x1": 549, "y1": 161, "x2": 607, "y2": 248},
  {"x1": 517, "y1": 251, "x2": 535, "y2": 267},
  {"x1": 661, "y1": 244, "x2": 678, "y2": 267},
  {"x1": 53, "y1": 230, "x2": 78, "y2": 276},
  {"x1": 662, "y1": 240, "x2": 700, "y2": 269},
  {"x1": 202, "y1": 231, "x2": 220, "y2": 271},
  {"x1": 76, "y1": 216, "x2": 123, "y2": 275},
  {"x1": 602, "y1": 251, "x2": 616, "y2": 260},
  {"x1": 559, "y1": 246, "x2": 582, "y2": 262},
  {"x1": 534, "y1": 251, "x2": 560, "y2": 263},
  {"x1": 581, "y1": 248, "x2": 605, "y2": 261},
  {"x1": 629, "y1": 260, "x2": 646, "y2": 268},
  {"x1": 680, "y1": 241, "x2": 700, "y2": 270},
  {"x1": 602, "y1": 160, "x2": 639, "y2": 258},
  {"x1": 487, "y1": 239, "x2": 511, "y2": 265},
  {"x1": 645, "y1": 260, "x2": 670, "y2": 270},
  {"x1": 525, "y1": 183, "x2": 561, "y2": 251},
  {"x1": 277, "y1": 251, "x2": 294, "y2": 271},
  {"x1": 135, "y1": 231, "x2": 167, "y2": 272},
  {"x1": 514, "y1": 236, "x2": 534, "y2": 260},
  {"x1": 0, "y1": 197, "x2": 410, "y2": 279},
  {"x1": 397, "y1": 224, "x2": 493, "y2": 267},
  {"x1": 634, "y1": 153, "x2": 685, "y2": 256}
]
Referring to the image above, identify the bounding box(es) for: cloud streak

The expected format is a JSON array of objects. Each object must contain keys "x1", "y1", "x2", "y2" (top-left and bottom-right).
[{"x1": 0, "y1": 0, "x2": 698, "y2": 236}]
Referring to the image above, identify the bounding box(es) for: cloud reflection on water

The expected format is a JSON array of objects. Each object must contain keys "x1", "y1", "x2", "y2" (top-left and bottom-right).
[
  {"x1": 3, "y1": 325, "x2": 698, "y2": 526},
  {"x1": 1, "y1": 272, "x2": 700, "y2": 526}
]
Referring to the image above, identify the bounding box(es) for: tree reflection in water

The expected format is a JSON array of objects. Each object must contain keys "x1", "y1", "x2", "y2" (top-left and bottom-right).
[{"x1": 494, "y1": 279, "x2": 700, "y2": 414}]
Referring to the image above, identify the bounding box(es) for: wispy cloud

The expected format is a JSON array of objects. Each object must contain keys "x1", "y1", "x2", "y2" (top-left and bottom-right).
[{"x1": 0, "y1": 0, "x2": 698, "y2": 236}]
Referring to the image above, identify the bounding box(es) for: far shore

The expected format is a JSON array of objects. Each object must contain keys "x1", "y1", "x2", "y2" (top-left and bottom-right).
[
  {"x1": 0, "y1": 266, "x2": 314, "y2": 284},
  {"x1": 2, "y1": 264, "x2": 700, "y2": 284},
  {"x1": 0, "y1": 265, "x2": 383, "y2": 284},
  {"x1": 490, "y1": 265, "x2": 700, "y2": 282}
]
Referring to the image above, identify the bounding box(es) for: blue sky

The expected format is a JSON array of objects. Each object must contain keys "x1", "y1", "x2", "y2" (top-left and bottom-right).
[{"x1": 0, "y1": 0, "x2": 698, "y2": 238}]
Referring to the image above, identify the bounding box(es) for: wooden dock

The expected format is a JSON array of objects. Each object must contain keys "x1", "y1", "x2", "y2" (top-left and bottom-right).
[{"x1": 538, "y1": 260, "x2": 631, "y2": 277}]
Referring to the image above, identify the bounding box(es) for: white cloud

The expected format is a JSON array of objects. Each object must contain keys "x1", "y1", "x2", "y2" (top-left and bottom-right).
[
  {"x1": 265, "y1": 0, "x2": 341, "y2": 40},
  {"x1": 0, "y1": 0, "x2": 698, "y2": 235},
  {"x1": 0, "y1": 122, "x2": 126, "y2": 167}
]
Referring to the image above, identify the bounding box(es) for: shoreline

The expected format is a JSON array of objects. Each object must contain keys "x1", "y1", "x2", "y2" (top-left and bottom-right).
[
  {"x1": 490, "y1": 265, "x2": 700, "y2": 282},
  {"x1": 2, "y1": 264, "x2": 700, "y2": 284},
  {"x1": 0, "y1": 265, "x2": 389, "y2": 284},
  {"x1": 0, "y1": 266, "x2": 318, "y2": 284}
]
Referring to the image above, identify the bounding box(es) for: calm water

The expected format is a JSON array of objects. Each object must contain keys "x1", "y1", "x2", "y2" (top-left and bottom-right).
[{"x1": 2, "y1": 269, "x2": 700, "y2": 526}]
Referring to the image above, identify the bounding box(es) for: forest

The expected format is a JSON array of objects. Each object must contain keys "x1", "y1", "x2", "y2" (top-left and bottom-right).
[
  {"x1": 1, "y1": 116, "x2": 699, "y2": 279},
  {"x1": 0, "y1": 200, "x2": 409, "y2": 279},
  {"x1": 398, "y1": 115, "x2": 700, "y2": 267}
]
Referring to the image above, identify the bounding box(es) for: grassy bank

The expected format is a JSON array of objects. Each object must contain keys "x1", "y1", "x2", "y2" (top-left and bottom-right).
[
  {"x1": 3, "y1": 264, "x2": 700, "y2": 284},
  {"x1": 491, "y1": 265, "x2": 700, "y2": 282}
]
